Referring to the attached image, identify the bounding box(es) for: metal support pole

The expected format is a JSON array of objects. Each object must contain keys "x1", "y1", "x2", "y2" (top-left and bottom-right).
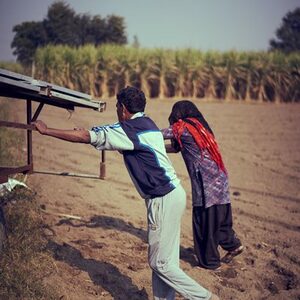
[
  {"x1": 32, "y1": 102, "x2": 44, "y2": 122},
  {"x1": 100, "y1": 150, "x2": 106, "y2": 179},
  {"x1": 27, "y1": 100, "x2": 33, "y2": 173}
]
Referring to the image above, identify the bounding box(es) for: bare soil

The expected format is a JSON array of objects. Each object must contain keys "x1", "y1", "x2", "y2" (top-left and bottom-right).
[{"x1": 20, "y1": 98, "x2": 300, "y2": 300}]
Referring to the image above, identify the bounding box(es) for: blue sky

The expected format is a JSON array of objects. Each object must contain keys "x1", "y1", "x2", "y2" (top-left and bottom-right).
[{"x1": 0, "y1": 0, "x2": 299, "y2": 61}]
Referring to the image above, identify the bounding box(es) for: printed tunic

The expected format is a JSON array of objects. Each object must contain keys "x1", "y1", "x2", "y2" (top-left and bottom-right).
[
  {"x1": 89, "y1": 113, "x2": 180, "y2": 199},
  {"x1": 162, "y1": 126, "x2": 230, "y2": 208}
]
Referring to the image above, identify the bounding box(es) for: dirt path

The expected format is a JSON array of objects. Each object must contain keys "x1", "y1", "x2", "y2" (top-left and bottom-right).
[{"x1": 26, "y1": 99, "x2": 300, "y2": 300}]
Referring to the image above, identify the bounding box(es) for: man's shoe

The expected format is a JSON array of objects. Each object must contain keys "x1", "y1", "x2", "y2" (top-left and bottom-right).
[{"x1": 221, "y1": 245, "x2": 244, "y2": 264}]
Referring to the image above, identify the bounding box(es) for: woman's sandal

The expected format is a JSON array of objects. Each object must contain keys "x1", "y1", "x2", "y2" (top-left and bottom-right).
[{"x1": 221, "y1": 245, "x2": 244, "y2": 264}]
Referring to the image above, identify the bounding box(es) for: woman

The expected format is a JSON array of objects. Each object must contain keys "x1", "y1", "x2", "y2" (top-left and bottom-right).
[{"x1": 162, "y1": 100, "x2": 243, "y2": 270}]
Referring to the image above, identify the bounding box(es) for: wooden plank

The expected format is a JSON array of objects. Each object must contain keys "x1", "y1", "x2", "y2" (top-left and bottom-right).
[{"x1": 0, "y1": 121, "x2": 36, "y2": 131}]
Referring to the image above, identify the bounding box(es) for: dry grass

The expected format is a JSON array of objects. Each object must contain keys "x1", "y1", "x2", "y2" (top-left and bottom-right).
[{"x1": 0, "y1": 188, "x2": 58, "y2": 300}]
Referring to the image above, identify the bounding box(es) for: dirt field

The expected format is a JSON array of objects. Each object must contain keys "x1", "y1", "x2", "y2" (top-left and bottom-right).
[{"x1": 21, "y1": 98, "x2": 300, "y2": 300}]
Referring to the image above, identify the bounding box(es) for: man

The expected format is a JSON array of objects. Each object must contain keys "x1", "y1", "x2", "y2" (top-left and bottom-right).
[{"x1": 34, "y1": 86, "x2": 219, "y2": 300}]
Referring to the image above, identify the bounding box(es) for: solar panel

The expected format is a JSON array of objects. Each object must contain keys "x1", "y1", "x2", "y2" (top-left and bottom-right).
[{"x1": 0, "y1": 68, "x2": 106, "y2": 111}]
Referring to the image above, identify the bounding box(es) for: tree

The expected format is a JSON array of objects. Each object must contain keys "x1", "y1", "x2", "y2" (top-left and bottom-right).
[
  {"x1": 11, "y1": 1, "x2": 128, "y2": 64},
  {"x1": 104, "y1": 15, "x2": 127, "y2": 44},
  {"x1": 43, "y1": 1, "x2": 77, "y2": 46},
  {"x1": 269, "y1": 7, "x2": 300, "y2": 53},
  {"x1": 11, "y1": 21, "x2": 47, "y2": 65},
  {"x1": 132, "y1": 35, "x2": 140, "y2": 48},
  {"x1": 81, "y1": 15, "x2": 106, "y2": 46}
]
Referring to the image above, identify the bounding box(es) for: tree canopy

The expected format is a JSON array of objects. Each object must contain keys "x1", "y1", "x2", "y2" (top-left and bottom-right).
[
  {"x1": 269, "y1": 7, "x2": 300, "y2": 53},
  {"x1": 11, "y1": 1, "x2": 127, "y2": 65}
]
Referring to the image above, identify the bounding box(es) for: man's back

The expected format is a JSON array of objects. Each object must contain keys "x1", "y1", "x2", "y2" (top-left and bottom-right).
[{"x1": 120, "y1": 115, "x2": 180, "y2": 199}]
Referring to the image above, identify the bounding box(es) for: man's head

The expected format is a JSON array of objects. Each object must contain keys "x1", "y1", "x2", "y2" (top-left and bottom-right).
[{"x1": 116, "y1": 86, "x2": 146, "y2": 121}]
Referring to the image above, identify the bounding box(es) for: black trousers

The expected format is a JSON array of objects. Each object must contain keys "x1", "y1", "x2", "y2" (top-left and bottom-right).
[{"x1": 192, "y1": 203, "x2": 241, "y2": 269}]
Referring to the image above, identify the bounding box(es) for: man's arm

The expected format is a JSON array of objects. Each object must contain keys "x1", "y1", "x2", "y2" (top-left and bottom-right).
[{"x1": 34, "y1": 120, "x2": 90, "y2": 143}]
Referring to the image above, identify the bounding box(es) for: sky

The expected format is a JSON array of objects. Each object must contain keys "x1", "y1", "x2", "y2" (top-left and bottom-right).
[{"x1": 0, "y1": 0, "x2": 299, "y2": 61}]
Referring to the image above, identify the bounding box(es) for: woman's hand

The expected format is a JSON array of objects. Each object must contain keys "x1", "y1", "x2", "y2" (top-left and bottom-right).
[{"x1": 34, "y1": 120, "x2": 48, "y2": 134}]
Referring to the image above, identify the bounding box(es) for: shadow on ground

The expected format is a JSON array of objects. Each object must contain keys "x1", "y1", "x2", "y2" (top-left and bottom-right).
[
  {"x1": 48, "y1": 241, "x2": 148, "y2": 300},
  {"x1": 56, "y1": 214, "x2": 199, "y2": 267}
]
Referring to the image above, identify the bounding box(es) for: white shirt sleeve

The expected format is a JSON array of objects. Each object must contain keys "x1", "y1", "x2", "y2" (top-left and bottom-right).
[{"x1": 89, "y1": 123, "x2": 134, "y2": 151}]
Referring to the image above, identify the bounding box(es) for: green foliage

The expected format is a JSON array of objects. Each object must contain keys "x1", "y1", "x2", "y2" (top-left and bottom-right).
[
  {"x1": 11, "y1": 1, "x2": 128, "y2": 65},
  {"x1": 0, "y1": 61, "x2": 24, "y2": 74},
  {"x1": 269, "y1": 7, "x2": 300, "y2": 53},
  {"x1": 33, "y1": 45, "x2": 300, "y2": 102},
  {"x1": 105, "y1": 15, "x2": 127, "y2": 45},
  {"x1": 11, "y1": 21, "x2": 47, "y2": 65},
  {"x1": 43, "y1": 1, "x2": 78, "y2": 46}
]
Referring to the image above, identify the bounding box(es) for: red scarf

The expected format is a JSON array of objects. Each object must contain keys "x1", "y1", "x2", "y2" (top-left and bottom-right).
[{"x1": 172, "y1": 117, "x2": 227, "y2": 174}]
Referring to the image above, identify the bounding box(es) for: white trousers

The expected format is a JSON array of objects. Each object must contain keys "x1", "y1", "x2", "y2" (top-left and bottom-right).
[{"x1": 146, "y1": 184, "x2": 212, "y2": 300}]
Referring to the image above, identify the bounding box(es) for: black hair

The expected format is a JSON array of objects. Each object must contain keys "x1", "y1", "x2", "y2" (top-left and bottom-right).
[
  {"x1": 168, "y1": 100, "x2": 214, "y2": 135},
  {"x1": 116, "y1": 86, "x2": 146, "y2": 113}
]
